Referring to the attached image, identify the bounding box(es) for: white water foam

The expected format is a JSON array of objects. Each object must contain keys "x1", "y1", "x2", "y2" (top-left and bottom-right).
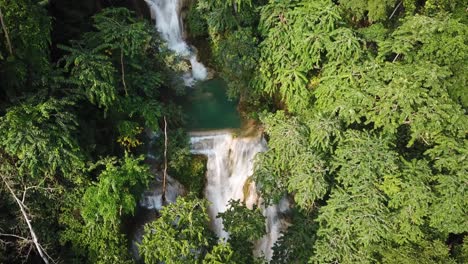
[
  {"x1": 190, "y1": 131, "x2": 290, "y2": 260},
  {"x1": 145, "y1": 0, "x2": 207, "y2": 85}
]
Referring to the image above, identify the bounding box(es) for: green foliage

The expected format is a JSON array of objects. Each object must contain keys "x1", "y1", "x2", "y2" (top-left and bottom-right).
[
  {"x1": 87, "y1": 8, "x2": 151, "y2": 57},
  {"x1": 217, "y1": 200, "x2": 266, "y2": 263},
  {"x1": 1, "y1": 0, "x2": 467, "y2": 262},
  {"x1": 251, "y1": 1, "x2": 467, "y2": 262},
  {"x1": 60, "y1": 45, "x2": 117, "y2": 109},
  {"x1": 360, "y1": 61, "x2": 464, "y2": 144},
  {"x1": 426, "y1": 137, "x2": 468, "y2": 234},
  {"x1": 271, "y1": 210, "x2": 317, "y2": 264},
  {"x1": 154, "y1": 128, "x2": 206, "y2": 196},
  {"x1": 196, "y1": 0, "x2": 262, "y2": 102},
  {"x1": 454, "y1": 237, "x2": 468, "y2": 263},
  {"x1": 169, "y1": 150, "x2": 206, "y2": 196},
  {"x1": 0, "y1": 150, "x2": 65, "y2": 264},
  {"x1": 217, "y1": 200, "x2": 265, "y2": 241},
  {"x1": 255, "y1": 0, "x2": 363, "y2": 113},
  {"x1": 60, "y1": 7, "x2": 164, "y2": 111},
  {"x1": 423, "y1": 0, "x2": 465, "y2": 15},
  {"x1": 60, "y1": 154, "x2": 151, "y2": 263},
  {"x1": 314, "y1": 131, "x2": 397, "y2": 263},
  {"x1": 339, "y1": 0, "x2": 399, "y2": 22},
  {"x1": 0, "y1": 0, "x2": 51, "y2": 94},
  {"x1": 254, "y1": 111, "x2": 329, "y2": 208},
  {"x1": 117, "y1": 120, "x2": 143, "y2": 152},
  {"x1": 378, "y1": 15, "x2": 468, "y2": 107},
  {"x1": 119, "y1": 96, "x2": 162, "y2": 131},
  {"x1": 187, "y1": 4, "x2": 208, "y2": 37},
  {"x1": 380, "y1": 240, "x2": 456, "y2": 264},
  {"x1": 81, "y1": 154, "x2": 151, "y2": 227},
  {"x1": 380, "y1": 159, "x2": 434, "y2": 244},
  {"x1": 203, "y1": 241, "x2": 236, "y2": 264},
  {"x1": 211, "y1": 27, "x2": 259, "y2": 99},
  {"x1": 197, "y1": 0, "x2": 257, "y2": 33},
  {"x1": 0, "y1": 97, "x2": 84, "y2": 179},
  {"x1": 139, "y1": 197, "x2": 214, "y2": 264}
]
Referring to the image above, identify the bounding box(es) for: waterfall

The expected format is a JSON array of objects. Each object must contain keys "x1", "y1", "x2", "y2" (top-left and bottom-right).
[
  {"x1": 190, "y1": 131, "x2": 290, "y2": 260},
  {"x1": 145, "y1": 0, "x2": 207, "y2": 85}
]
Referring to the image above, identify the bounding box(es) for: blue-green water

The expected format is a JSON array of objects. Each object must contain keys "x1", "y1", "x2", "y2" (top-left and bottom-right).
[{"x1": 181, "y1": 78, "x2": 241, "y2": 130}]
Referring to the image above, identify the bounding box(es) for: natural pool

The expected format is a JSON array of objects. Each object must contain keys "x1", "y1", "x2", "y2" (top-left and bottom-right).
[{"x1": 180, "y1": 78, "x2": 241, "y2": 130}]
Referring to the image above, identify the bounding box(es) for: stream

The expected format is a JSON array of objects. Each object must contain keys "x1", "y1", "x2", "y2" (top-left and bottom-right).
[{"x1": 133, "y1": 0, "x2": 290, "y2": 261}]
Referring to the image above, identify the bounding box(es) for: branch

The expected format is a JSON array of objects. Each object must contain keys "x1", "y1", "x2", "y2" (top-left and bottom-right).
[
  {"x1": 22, "y1": 244, "x2": 33, "y2": 264},
  {"x1": 22, "y1": 184, "x2": 57, "y2": 204},
  {"x1": 39, "y1": 243, "x2": 56, "y2": 264},
  {"x1": 38, "y1": 0, "x2": 49, "y2": 7},
  {"x1": 0, "y1": 233, "x2": 29, "y2": 241},
  {"x1": 389, "y1": 1, "x2": 402, "y2": 20},
  {"x1": 0, "y1": 7, "x2": 13, "y2": 55},
  {"x1": 162, "y1": 116, "x2": 168, "y2": 202},
  {"x1": 120, "y1": 49, "x2": 128, "y2": 96},
  {"x1": 1, "y1": 175, "x2": 50, "y2": 264}
]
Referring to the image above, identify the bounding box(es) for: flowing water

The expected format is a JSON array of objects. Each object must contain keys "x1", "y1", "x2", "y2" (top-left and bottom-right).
[
  {"x1": 190, "y1": 131, "x2": 290, "y2": 260},
  {"x1": 145, "y1": 0, "x2": 207, "y2": 85},
  {"x1": 139, "y1": 0, "x2": 289, "y2": 261}
]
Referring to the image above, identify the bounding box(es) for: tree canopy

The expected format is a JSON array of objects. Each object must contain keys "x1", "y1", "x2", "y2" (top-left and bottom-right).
[{"x1": 1, "y1": 0, "x2": 467, "y2": 263}]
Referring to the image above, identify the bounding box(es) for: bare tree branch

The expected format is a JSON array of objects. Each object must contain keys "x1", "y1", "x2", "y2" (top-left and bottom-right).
[
  {"x1": 22, "y1": 244, "x2": 33, "y2": 264},
  {"x1": 162, "y1": 116, "x2": 168, "y2": 202},
  {"x1": 38, "y1": 0, "x2": 49, "y2": 7},
  {"x1": 389, "y1": 1, "x2": 402, "y2": 20},
  {"x1": 0, "y1": 233, "x2": 29, "y2": 241},
  {"x1": 1, "y1": 175, "x2": 50, "y2": 264},
  {"x1": 0, "y1": 7, "x2": 13, "y2": 55},
  {"x1": 121, "y1": 49, "x2": 128, "y2": 96},
  {"x1": 39, "y1": 243, "x2": 56, "y2": 264},
  {"x1": 22, "y1": 182, "x2": 57, "y2": 204}
]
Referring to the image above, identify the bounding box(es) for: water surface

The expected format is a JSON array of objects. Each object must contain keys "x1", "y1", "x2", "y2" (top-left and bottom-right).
[{"x1": 181, "y1": 78, "x2": 241, "y2": 130}]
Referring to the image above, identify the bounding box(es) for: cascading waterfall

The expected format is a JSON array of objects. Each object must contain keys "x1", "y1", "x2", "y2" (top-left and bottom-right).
[
  {"x1": 140, "y1": 1, "x2": 289, "y2": 260},
  {"x1": 190, "y1": 131, "x2": 290, "y2": 260},
  {"x1": 145, "y1": 0, "x2": 207, "y2": 85}
]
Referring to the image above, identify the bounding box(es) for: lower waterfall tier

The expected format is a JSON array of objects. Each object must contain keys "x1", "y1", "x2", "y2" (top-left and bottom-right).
[{"x1": 190, "y1": 130, "x2": 290, "y2": 260}]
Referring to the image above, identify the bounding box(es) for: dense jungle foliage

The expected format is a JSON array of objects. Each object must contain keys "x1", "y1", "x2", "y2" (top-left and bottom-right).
[{"x1": 0, "y1": 0, "x2": 467, "y2": 263}]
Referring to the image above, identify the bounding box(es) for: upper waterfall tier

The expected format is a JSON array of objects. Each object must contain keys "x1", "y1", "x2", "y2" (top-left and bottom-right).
[{"x1": 145, "y1": 0, "x2": 207, "y2": 85}]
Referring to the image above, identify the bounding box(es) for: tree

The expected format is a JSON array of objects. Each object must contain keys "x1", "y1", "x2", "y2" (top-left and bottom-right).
[
  {"x1": 217, "y1": 199, "x2": 266, "y2": 263},
  {"x1": 60, "y1": 154, "x2": 151, "y2": 263},
  {"x1": 339, "y1": 0, "x2": 400, "y2": 22},
  {"x1": 60, "y1": 8, "x2": 161, "y2": 110},
  {"x1": 218, "y1": 200, "x2": 266, "y2": 242},
  {"x1": 0, "y1": 97, "x2": 84, "y2": 179},
  {"x1": 0, "y1": 151, "x2": 54, "y2": 264},
  {"x1": 254, "y1": 111, "x2": 330, "y2": 209},
  {"x1": 254, "y1": 0, "x2": 361, "y2": 113},
  {"x1": 211, "y1": 27, "x2": 259, "y2": 99},
  {"x1": 379, "y1": 240, "x2": 457, "y2": 264},
  {"x1": 0, "y1": 0, "x2": 51, "y2": 98},
  {"x1": 139, "y1": 197, "x2": 214, "y2": 264},
  {"x1": 378, "y1": 14, "x2": 468, "y2": 107},
  {"x1": 203, "y1": 241, "x2": 236, "y2": 264},
  {"x1": 271, "y1": 209, "x2": 317, "y2": 264},
  {"x1": 314, "y1": 131, "x2": 398, "y2": 263}
]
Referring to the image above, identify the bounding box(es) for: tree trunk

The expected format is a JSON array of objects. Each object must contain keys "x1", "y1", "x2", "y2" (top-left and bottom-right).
[{"x1": 0, "y1": 7, "x2": 13, "y2": 55}]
